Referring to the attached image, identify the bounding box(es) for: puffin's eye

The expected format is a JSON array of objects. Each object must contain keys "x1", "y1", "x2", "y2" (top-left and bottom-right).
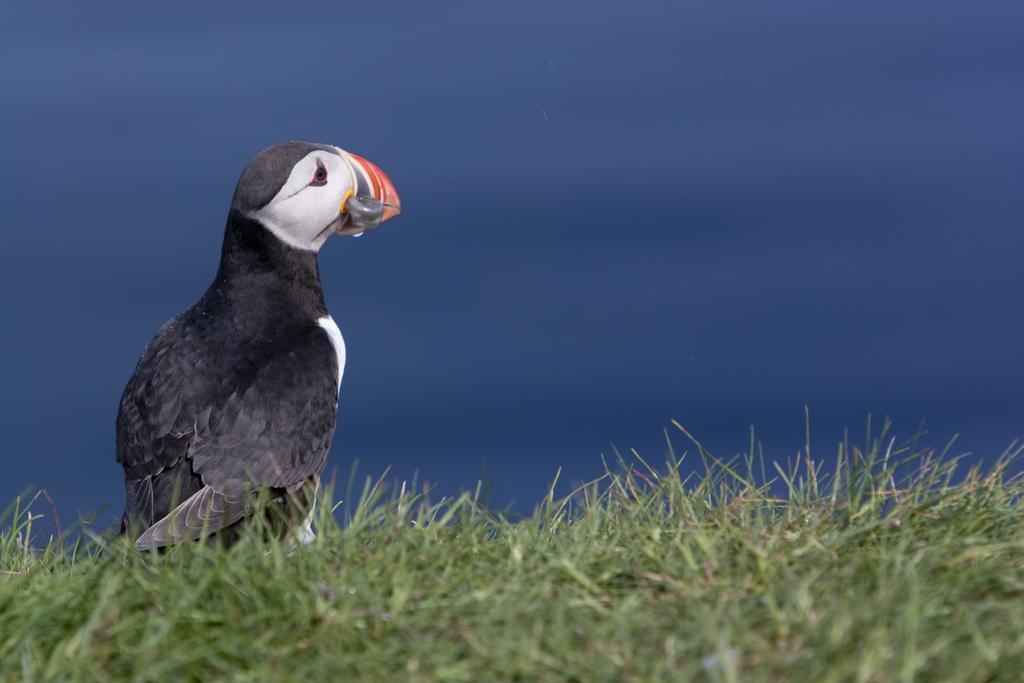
[{"x1": 310, "y1": 160, "x2": 328, "y2": 186}]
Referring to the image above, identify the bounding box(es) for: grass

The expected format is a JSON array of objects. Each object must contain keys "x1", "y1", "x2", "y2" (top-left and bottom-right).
[{"x1": 2, "y1": 419, "x2": 1023, "y2": 682}]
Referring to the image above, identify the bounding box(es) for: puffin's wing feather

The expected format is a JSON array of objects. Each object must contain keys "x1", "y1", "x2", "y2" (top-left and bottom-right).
[
  {"x1": 185, "y1": 324, "x2": 338, "y2": 493},
  {"x1": 117, "y1": 316, "x2": 197, "y2": 478},
  {"x1": 117, "y1": 316, "x2": 206, "y2": 530},
  {"x1": 134, "y1": 485, "x2": 247, "y2": 548}
]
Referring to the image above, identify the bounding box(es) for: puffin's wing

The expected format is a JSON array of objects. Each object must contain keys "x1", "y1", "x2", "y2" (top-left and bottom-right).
[
  {"x1": 117, "y1": 316, "x2": 205, "y2": 530},
  {"x1": 134, "y1": 485, "x2": 246, "y2": 548},
  {"x1": 120, "y1": 318, "x2": 340, "y2": 546},
  {"x1": 185, "y1": 322, "x2": 339, "y2": 493}
]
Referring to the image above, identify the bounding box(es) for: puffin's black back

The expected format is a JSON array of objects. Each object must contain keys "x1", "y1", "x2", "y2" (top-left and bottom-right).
[{"x1": 116, "y1": 209, "x2": 340, "y2": 543}]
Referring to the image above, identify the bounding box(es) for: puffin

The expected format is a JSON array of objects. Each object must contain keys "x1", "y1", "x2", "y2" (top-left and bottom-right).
[{"x1": 116, "y1": 141, "x2": 400, "y2": 548}]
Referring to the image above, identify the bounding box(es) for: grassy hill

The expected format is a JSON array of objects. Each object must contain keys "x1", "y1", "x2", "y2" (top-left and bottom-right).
[{"x1": 2, "y1": 421, "x2": 1023, "y2": 682}]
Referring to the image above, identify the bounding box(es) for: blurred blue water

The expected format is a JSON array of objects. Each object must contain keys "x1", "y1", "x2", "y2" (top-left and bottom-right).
[{"x1": 1, "y1": 1, "x2": 1022, "y2": 525}]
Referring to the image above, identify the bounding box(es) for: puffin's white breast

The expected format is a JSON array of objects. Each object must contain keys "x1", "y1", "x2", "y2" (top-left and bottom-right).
[{"x1": 317, "y1": 315, "x2": 346, "y2": 393}]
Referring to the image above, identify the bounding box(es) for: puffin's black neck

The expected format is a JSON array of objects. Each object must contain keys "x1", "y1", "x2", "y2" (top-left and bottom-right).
[{"x1": 209, "y1": 210, "x2": 327, "y2": 320}]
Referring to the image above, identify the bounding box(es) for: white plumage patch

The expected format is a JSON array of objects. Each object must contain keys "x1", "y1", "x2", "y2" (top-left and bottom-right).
[
  {"x1": 290, "y1": 503, "x2": 316, "y2": 547},
  {"x1": 248, "y1": 150, "x2": 354, "y2": 252},
  {"x1": 317, "y1": 315, "x2": 346, "y2": 394}
]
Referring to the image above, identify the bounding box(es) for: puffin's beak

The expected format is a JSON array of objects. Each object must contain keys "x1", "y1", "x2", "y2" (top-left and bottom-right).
[
  {"x1": 336, "y1": 150, "x2": 401, "y2": 236},
  {"x1": 348, "y1": 153, "x2": 401, "y2": 221}
]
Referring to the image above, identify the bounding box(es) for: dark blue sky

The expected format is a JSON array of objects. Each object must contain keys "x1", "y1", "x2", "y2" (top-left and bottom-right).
[{"x1": 2, "y1": 2, "x2": 1022, "y2": 525}]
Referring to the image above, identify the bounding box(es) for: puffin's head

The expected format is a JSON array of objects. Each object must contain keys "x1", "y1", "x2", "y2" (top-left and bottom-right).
[{"x1": 231, "y1": 141, "x2": 401, "y2": 251}]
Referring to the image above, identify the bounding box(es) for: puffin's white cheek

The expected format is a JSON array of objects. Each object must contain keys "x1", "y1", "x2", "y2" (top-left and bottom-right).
[
  {"x1": 291, "y1": 191, "x2": 337, "y2": 227},
  {"x1": 252, "y1": 189, "x2": 342, "y2": 251}
]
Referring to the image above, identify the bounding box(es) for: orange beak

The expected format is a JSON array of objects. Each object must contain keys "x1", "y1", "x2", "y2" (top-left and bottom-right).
[{"x1": 345, "y1": 152, "x2": 401, "y2": 223}]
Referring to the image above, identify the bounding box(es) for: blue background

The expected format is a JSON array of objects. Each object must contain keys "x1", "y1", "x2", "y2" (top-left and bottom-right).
[{"x1": 2, "y1": 2, "x2": 1022, "y2": 525}]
